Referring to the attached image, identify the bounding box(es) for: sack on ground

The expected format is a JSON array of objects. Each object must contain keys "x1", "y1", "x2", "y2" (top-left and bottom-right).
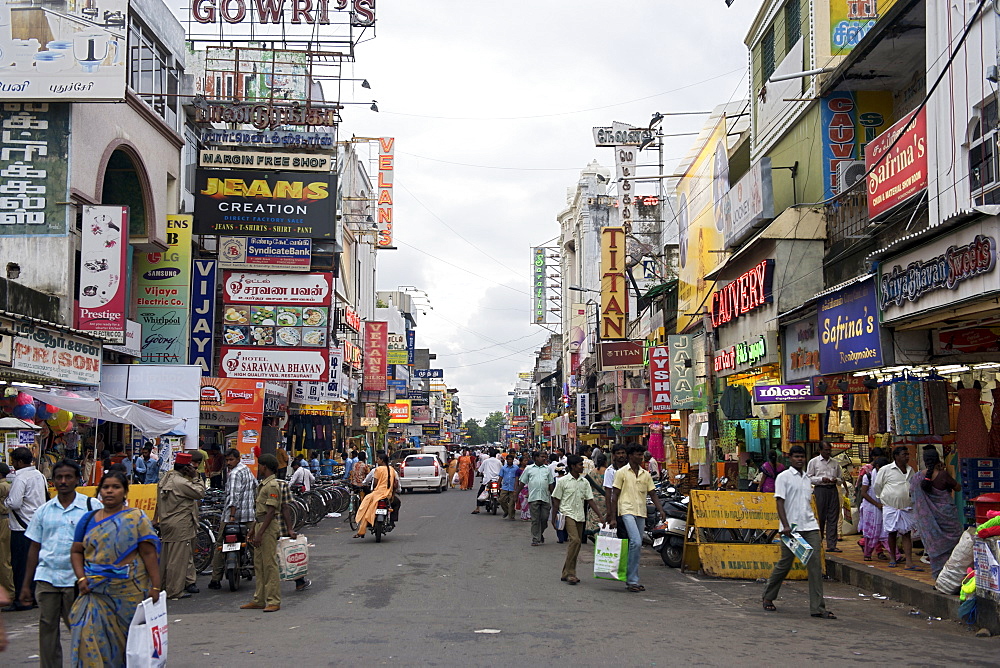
[
  {"x1": 594, "y1": 528, "x2": 628, "y2": 581},
  {"x1": 936, "y1": 528, "x2": 976, "y2": 595},
  {"x1": 277, "y1": 535, "x2": 309, "y2": 581},
  {"x1": 126, "y1": 596, "x2": 168, "y2": 668}
]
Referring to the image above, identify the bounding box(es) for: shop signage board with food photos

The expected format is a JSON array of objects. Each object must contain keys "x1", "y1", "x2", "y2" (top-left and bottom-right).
[{"x1": 220, "y1": 271, "x2": 332, "y2": 378}]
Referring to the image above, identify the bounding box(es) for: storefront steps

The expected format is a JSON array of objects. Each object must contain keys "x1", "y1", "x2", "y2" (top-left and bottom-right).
[{"x1": 825, "y1": 554, "x2": 999, "y2": 634}]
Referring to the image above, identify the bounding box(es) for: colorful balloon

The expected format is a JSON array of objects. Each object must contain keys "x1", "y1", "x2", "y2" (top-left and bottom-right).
[
  {"x1": 12, "y1": 403, "x2": 35, "y2": 419},
  {"x1": 15, "y1": 392, "x2": 33, "y2": 405}
]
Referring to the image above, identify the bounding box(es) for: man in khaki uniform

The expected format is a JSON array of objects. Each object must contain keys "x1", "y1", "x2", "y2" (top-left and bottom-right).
[
  {"x1": 153, "y1": 451, "x2": 205, "y2": 600},
  {"x1": 0, "y1": 463, "x2": 13, "y2": 599},
  {"x1": 242, "y1": 454, "x2": 283, "y2": 612}
]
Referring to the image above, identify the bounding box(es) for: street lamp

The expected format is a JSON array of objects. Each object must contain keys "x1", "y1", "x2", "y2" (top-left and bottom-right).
[{"x1": 568, "y1": 286, "x2": 599, "y2": 293}]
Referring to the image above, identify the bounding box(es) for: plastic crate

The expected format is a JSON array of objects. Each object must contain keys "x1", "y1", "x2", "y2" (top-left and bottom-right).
[
  {"x1": 972, "y1": 493, "x2": 1000, "y2": 526},
  {"x1": 961, "y1": 458, "x2": 1000, "y2": 472}
]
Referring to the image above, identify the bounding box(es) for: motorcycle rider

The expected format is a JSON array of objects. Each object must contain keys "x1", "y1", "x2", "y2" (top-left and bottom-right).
[
  {"x1": 208, "y1": 449, "x2": 258, "y2": 590},
  {"x1": 471, "y1": 449, "x2": 503, "y2": 515}
]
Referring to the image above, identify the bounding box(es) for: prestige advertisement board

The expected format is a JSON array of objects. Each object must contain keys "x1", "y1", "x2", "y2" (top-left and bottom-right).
[
  {"x1": 0, "y1": 0, "x2": 129, "y2": 101},
  {"x1": 193, "y1": 169, "x2": 335, "y2": 239},
  {"x1": 77, "y1": 205, "x2": 127, "y2": 342},
  {"x1": 199, "y1": 377, "x2": 265, "y2": 413}
]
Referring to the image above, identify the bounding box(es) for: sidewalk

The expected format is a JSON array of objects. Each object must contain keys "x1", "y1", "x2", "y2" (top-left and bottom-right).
[{"x1": 825, "y1": 542, "x2": 961, "y2": 624}]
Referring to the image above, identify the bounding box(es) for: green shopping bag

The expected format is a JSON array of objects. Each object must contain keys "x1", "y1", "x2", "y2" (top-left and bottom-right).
[{"x1": 593, "y1": 527, "x2": 628, "y2": 580}]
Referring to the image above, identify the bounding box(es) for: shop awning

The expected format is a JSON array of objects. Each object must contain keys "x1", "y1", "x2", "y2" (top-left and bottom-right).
[
  {"x1": 0, "y1": 417, "x2": 41, "y2": 430},
  {"x1": 21, "y1": 389, "x2": 186, "y2": 437}
]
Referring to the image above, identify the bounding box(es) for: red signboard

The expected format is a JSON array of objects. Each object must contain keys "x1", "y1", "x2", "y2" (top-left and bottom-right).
[
  {"x1": 222, "y1": 271, "x2": 332, "y2": 305},
  {"x1": 710, "y1": 259, "x2": 774, "y2": 328},
  {"x1": 599, "y1": 340, "x2": 644, "y2": 370},
  {"x1": 363, "y1": 321, "x2": 388, "y2": 391},
  {"x1": 199, "y1": 377, "x2": 265, "y2": 413},
  {"x1": 865, "y1": 108, "x2": 927, "y2": 219},
  {"x1": 649, "y1": 345, "x2": 671, "y2": 412}
]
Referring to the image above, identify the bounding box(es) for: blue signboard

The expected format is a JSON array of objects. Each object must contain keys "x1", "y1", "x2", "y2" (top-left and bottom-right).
[
  {"x1": 388, "y1": 379, "x2": 407, "y2": 393},
  {"x1": 818, "y1": 277, "x2": 883, "y2": 374},
  {"x1": 413, "y1": 369, "x2": 443, "y2": 379},
  {"x1": 218, "y1": 237, "x2": 311, "y2": 270},
  {"x1": 189, "y1": 259, "x2": 217, "y2": 375},
  {"x1": 406, "y1": 329, "x2": 415, "y2": 366}
]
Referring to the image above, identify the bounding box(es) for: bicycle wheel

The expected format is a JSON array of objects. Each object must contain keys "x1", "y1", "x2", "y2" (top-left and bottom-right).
[
  {"x1": 194, "y1": 523, "x2": 214, "y2": 574},
  {"x1": 305, "y1": 492, "x2": 326, "y2": 525},
  {"x1": 349, "y1": 494, "x2": 359, "y2": 531}
]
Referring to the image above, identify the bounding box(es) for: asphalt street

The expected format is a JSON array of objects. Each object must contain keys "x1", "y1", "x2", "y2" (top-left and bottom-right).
[{"x1": 3, "y1": 487, "x2": 997, "y2": 666}]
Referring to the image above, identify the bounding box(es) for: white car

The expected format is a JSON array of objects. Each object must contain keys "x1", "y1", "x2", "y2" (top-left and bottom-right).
[{"x1": 399, "y1": 454, "x2": 448, "y2": 493}]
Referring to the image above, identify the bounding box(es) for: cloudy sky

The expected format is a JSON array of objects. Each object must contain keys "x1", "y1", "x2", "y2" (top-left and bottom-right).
[{"x1": 340, "y1": 1, "x2": 765, "y2": 420}]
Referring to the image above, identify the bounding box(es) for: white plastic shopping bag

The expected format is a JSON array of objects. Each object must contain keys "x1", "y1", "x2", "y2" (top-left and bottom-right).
[
  {"x1": 477, "y1": 488, "x2": 489, "y2": 501},
  {"x1": 452, "y1": 472, "x2": 460, "y2": 486},
  {"x1": 126, "y1": 596, "x2": 168, "y2": 668},
  {"x1": 278, "y1": 535, "x2": 309, "y2": 580},
  {"x1": 554, "y1": 512, "x2": 566, "y2": 531},
  {"x1": 593, "y1": 526, "x2": 628, "y2": 580}
]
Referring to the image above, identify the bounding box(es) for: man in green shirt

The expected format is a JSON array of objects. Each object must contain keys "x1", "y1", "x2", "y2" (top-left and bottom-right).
[
  {"x1": 552, "y1": 455, "x2": 603, "y2": 584},
  {"x1": 516, "y1": 451, "x2": 555, "y2": 547}
]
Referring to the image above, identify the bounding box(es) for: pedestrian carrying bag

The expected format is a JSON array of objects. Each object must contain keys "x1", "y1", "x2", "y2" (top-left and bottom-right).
[
  {"x1": 125, "y1": 596, "x2": 168, "y2": 668},
  {"x1": 277, "y1": 535, "x2": 309, "y2": 580},
  {"x1": 593, "y1": 526, "x2": 628, "y2": 580}
]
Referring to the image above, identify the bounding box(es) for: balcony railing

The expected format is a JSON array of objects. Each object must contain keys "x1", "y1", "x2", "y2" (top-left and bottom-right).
[{"x1": 824, "y1": 187, "x2": 868, "y2": 249}]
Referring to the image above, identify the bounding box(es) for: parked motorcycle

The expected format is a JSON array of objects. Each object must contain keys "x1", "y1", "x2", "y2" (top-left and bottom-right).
[
  {"x1": 648, "y1": 475, "x2": 689, "y2": 568},
  {"x1": 372, "y1": 497, "x2": 397, "y2": 543},
  {"x1": 220, "y1": 522, "x2": 253, "y2": 591},
  {"x1": 485, "y1": 479, "x2": 501, "y2": 515}
]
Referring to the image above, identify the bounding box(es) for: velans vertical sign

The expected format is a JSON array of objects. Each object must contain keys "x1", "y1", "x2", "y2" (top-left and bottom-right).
[
  {"x1": 135, "y1": 215, "x2": 192, "y2": 364},
  {"x1": 363, "y1": 321, "x2": 388, "y2": 391},
  {"x1": 377, "y1": 137, "x2": 394, "y2": 248}
]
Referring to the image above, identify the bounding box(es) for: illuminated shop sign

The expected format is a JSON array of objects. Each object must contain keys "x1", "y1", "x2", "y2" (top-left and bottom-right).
[
  {"x1": 710, "y1": 259, "x2": 774, "y2": 328},
  {"x1": 714, "y1": 335, "x2": 768, "y2": 373},
  {"x1": 879, "y1": 235, "x2": 996, "y2": 310}
]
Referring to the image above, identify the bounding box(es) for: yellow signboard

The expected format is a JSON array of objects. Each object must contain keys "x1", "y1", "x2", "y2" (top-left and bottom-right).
[
  {"x1": 600, "y1": 227, "x2": 627, "y2": 339},
  {"x1": 683, "y1": 490, "x2": 818, "y2": 580},
  {"x1": 830, "y1": 0, "x2": 899, "y2": 55},
  {"x1": 78, "y1": 483, "x2": 159, "y2": 517},
  {"x1": 676, "y1": 116, "x2": 727, "y2": 333}
]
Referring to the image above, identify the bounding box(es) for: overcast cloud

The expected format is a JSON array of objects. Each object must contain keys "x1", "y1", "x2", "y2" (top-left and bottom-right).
[{"x1": 338, "y1": 1, "x2": 767, "y2": 420}]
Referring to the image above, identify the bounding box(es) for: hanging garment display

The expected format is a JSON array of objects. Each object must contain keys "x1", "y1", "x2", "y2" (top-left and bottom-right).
[
  {"x1": 892, "y1": 381, "x2": 929, "y2": 435},
  {"x1": 956, "y1": 383, "x2": 991, "y2": 458},
  {"x1": 720, "y1": 384, "x2": 752, "y2": 420},
  {"x1": 988, "y1": 386, "x2": 1000, "y2": 457}
]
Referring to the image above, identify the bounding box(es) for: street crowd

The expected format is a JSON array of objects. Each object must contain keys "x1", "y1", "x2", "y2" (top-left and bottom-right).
[{"x1": 0, "y1": 444, "x2": 320, "y2": 665}]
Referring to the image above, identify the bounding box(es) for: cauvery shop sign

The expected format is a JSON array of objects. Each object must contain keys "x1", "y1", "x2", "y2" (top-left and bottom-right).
[
  {"x1": 818, "y1": 278, "x2": 884, "y2": 374},
  {"x1": 710, "y1": 260, "x2": 774, "y2": 328}
]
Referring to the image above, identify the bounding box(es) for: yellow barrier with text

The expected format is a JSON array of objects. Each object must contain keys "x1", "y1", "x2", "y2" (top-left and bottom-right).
[
  {"x1": 683, "y1": 490, "x2": 819, "y2": 580},
  {"x1": 78, "y1": 484, "x2": 158, "y2": 517}
]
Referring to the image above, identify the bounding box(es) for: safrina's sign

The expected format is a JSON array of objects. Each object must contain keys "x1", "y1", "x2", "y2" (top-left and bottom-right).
[
  {"x1": 193, "y1": 169, "x2": 336, "y2": 239},
  {"x1": 199, "y1": 150, "x2": 331, "y2": 172},
  {"x1": 710, "y1": 259, "x2": 774, "y2": 328}
]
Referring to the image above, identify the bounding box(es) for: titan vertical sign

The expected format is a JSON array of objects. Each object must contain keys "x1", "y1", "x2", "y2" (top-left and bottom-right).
[
  {"x1": 601, "y1": 227, "x2": 627, "y2": 339},
  {"x1": 189, "y1": 259, "x2": 217, "y2": 376},
  {"x1": 649, "y1": 346, "x2": 671, "y2": 412},
  {"x1": 532, "y1": 247, "x2": 547, "y2": 324},
  {"x1": 377, "y1": 137, "x2": 394, "y2": 248}
]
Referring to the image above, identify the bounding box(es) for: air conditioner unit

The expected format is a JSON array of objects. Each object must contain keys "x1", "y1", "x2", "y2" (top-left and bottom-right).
[{"x1": 835, "y1": 160, "x2": 866, "y2": 194}]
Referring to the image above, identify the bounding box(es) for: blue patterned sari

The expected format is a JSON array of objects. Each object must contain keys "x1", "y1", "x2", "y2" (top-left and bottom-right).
[{"x1": 69, "y1": 507, "x2": 160, "y2": 667}]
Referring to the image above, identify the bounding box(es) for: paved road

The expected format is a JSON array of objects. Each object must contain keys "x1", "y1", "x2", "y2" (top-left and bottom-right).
[{"x1": 3, "y1": 488, "x2": 996, "y2": 666}]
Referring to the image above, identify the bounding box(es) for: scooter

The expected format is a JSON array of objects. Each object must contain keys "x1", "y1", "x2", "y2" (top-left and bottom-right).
[
  {"x1": 372, "y1": 497, "x2": 397, "y2": 543},
  {"x1": 648, "y1": 475, "x2": 689, "y2": 568},
  {"x1": 220, "y1": 522, "x2": 253, "y2": 591},
  {"x1": 484, "y1": 479, "x2": 501, "y2": 515}
]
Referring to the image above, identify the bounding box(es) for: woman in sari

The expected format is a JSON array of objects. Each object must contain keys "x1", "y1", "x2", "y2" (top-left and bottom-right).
[
  {"x1": 911, "y1": 446, "x2": 963, "y2": 578},
  {"x1": 352, "y1": 451, "x2": 400, "y2": 539},
  {"x1": 584, "y1": 454, "x2": 609, "y2": 543},
  {"x1": 69, "y1": 470, "x2": 161, "y2": 667},
  {"x1": 458, "y1": 450, "x2": 476, "y2": 491},
  {"x1": 858, "y1": 456, "x2": 892, "y2": 561},
  {"x1": 759, "y1": 450, "x2": 785, "y2": 494},
  {"x1": 447, "y1": 454, "x2": 459, "y2": 488}
]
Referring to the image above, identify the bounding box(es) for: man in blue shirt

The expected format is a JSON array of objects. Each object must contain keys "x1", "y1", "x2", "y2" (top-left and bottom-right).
[
  {"x1": 140, "y1": 444, "x2": 161, "y2": 484},
  {"x1": 20, "y1": 459, "x2": 96, "y2": 668},
  {"x1": 498, "y1": 454, "x2": 520, "y2": 520},
  {"x1": 344, "y1": 450, "x2": 357, "y2": 478}
]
